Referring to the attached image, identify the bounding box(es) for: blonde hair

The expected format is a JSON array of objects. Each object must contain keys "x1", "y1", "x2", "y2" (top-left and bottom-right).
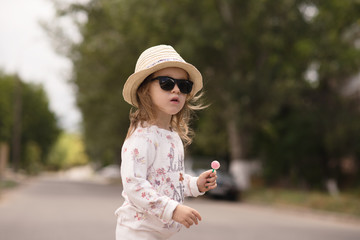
[{"x1": 126, "y1": 75, "x2": 206, "y2": 146}]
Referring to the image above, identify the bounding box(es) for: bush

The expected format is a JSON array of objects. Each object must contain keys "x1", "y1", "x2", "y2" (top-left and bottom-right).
[{"x1": 47, "y1": 133, "x2": 89, "y2": 170}]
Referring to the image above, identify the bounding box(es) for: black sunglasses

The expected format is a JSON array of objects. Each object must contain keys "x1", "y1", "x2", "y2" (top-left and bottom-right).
[{"x1": 151, "y1": 76, "x2": 193, "y2": 94}]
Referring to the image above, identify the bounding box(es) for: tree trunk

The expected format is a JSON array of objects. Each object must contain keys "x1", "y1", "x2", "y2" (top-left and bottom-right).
[
  {"x1": 12, "y1": 78, "x2": 22, "y2": 172},
  {"x1": 0, "y1": 142, "x2": 9, "y2": 196},
  {"x1": 226, "y1": 117, "x2": 256, "y2": 190},
  {"x1": 0, "y1": 142, "x2": 9, "y2": 179},
  {"x1": 227, "y1": 118, "x2": 243, "y2": 160}
]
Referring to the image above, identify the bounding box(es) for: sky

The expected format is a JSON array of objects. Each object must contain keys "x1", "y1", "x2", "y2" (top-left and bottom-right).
[{"x1": 0, "y1": 0, "x2": 87, "y2": 132}]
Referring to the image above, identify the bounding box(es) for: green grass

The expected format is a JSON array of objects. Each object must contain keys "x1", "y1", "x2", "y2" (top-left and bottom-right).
[
  {"x1": 0, "y1": 180, "x2": 18, "y2": 189},
  {"x1": 243, "y1": 188, "x2": 360, "y2": 218}
]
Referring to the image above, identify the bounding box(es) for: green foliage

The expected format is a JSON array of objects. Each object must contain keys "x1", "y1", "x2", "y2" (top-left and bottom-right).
[
  {"x1": 52, "y1": 0, "x2": 360, "y2": 189},
  {"x1": 47, "y1": 133, "x2": 89, "y2": 170},
  {"x1": 21, "y1": 82, "x2": 60, "y2": 163},
  {"x1": 0, "y1": 72, "x2": 60, "y2": 172},
  {"x1": 0, "y1": 72, "x2": 14, "y2": 141},
  {"x1": 189, "y1": 106, "x2": 229, "y2": 159},
  {"x1": 255, "y1": 87, "x2": 360, "y2": 188},
  {"x1": 23, "y1": 141, "x2": 42, "y2": 175}
]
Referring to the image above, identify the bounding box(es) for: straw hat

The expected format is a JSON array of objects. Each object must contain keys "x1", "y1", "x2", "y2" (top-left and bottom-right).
[{"x1": 123, "y1": 45, "x2": 203, "y2": 107}]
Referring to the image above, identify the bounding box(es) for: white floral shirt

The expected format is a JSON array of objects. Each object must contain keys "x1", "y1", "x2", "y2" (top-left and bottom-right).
[{"x1": 115, "y1": 125, "x2": 203, "y2": 238}]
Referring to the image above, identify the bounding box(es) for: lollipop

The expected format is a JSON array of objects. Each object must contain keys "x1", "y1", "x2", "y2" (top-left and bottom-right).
[{"x1": 211, "y1": 160, "x2": 220, "y2": 172}]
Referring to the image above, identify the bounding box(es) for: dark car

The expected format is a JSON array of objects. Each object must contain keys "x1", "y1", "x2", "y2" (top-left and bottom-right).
[{"x1": 194, "y1": 169, "x2": 240, "y2": 201}]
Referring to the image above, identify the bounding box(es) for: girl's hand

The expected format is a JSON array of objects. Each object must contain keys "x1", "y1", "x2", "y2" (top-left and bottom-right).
[
  {"x1": 197, "y1": 170, "x2": 218, "y2": 193},
  {"x1": 172, "y1": 204, "x2": 202, "y2": 228}
]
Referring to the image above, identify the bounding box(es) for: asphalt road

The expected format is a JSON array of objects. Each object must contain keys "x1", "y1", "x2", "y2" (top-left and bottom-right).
[{"x1": 0, "y1": 176, "x2": 359, "y2": 240}]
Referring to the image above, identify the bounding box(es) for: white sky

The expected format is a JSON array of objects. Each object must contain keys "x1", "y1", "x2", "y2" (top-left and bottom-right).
[{"x1": 0, "y1": 0, "x2": 86, "y2": 132}]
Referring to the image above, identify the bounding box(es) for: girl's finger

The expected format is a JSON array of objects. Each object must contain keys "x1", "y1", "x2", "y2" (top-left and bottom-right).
[
  {"x1": 204, "y1": 170, "x2": 214, "y2": 178},
  {"x1": 190, "y1": 213, "x2": 198, "y2": 225},
  {"x1": 207, "y1": 183, "x2": 217, "y2": 190},
  {"x1": 209, "y1": 176, "x2": 215, "y2": 181},
  {"x1": 206, "y1": 182, "x2": 216, "y2": 187},
  {"x1": 209, "y1": 171, "x2": 217, "y2": 177},
  {"x1": 183, "y1": 221, "x2": 190, "y2": 228},
  {"x1": 192, "y1": 210, "x2": 202, "y2": 221},
  {"x1": 206, "y1": 176, "x2": 217, "y2": 183},
  {"x1": 185, "y1": 218, "x2": 193, "y2": 228}
]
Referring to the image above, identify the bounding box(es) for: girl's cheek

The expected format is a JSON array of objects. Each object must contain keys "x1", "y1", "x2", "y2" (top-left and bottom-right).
[{"x1": 181, "y1": 97, "x2": 187, "y2": 107}]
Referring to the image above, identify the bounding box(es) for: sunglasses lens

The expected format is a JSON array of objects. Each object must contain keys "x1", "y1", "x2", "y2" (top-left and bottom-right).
[
  {"x1": 159, "y1": 77, "x2": 175, "y2": 91},
  {"x1": 177, "y1": 80, "x2": 193, "y2": 94}
]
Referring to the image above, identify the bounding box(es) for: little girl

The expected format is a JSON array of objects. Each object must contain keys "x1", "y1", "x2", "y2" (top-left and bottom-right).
[{"x1": 115, "y1": 45, "x2": 217, "y2": 240}]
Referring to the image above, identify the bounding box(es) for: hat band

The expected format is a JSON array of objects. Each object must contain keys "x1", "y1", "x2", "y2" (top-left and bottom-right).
[{"x1": 145, "y1": 58, "x2": 185, "y2": 69}]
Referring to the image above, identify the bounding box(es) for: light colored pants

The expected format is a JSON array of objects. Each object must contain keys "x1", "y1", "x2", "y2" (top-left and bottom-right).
[{"x1": 116, "y1": 224, "x2": 169, "y2": 240}]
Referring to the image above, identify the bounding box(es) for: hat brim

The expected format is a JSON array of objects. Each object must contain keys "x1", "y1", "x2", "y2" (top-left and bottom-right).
[{"x1": 123, "y1": 61, "x2": 203, "y2": 107}]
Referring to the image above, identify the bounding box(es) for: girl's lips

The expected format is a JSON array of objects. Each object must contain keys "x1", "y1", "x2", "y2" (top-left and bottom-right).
[{"x1": 170, "y1": 97, "x2": 179, "y2": 103}]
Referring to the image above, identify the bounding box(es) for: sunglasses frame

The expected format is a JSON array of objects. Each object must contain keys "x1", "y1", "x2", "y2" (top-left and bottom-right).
[{"x1": 151, "y1": 76, "x2": 193, "y2": 94}]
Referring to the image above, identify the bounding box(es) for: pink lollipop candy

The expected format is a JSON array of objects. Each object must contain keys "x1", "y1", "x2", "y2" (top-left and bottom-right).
[{"x1": 211, "y1": 160, "x2": 220, "y2": 172}]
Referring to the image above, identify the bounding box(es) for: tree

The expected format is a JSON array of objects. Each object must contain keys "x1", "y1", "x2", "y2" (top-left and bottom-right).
[
  {"x1": 0, "y1": 73, "x2": 14, "y2": 142},
  {"x1": 253, "y1": 0, "x2": 360, "y2": 189},
  {"x1": 0, "y1": 72, "x2": 60, "y2": 173}
]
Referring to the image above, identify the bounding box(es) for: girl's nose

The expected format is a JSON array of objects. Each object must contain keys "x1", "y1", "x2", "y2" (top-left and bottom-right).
[{"x1": 171, "y1": 84, "x2": 180, "y2": 94}]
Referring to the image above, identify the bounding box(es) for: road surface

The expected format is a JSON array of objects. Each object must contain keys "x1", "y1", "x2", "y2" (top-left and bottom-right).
[{"x1": 0, "y1": 176, "x2": 359, "y2": 240}]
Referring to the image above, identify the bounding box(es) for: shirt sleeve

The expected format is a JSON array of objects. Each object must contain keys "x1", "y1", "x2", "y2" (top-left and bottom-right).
[
  {"x1": 121, "y1": 132, "x2": 179, "y2": 223},
  {"x1": 183, "y1": 174, "x2": 205, "y2": 197}
]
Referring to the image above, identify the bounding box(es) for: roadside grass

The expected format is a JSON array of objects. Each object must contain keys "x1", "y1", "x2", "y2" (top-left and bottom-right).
[
  {"x1": 243, "y1": 188, "x2": 360, "y2": 219},
  {"x1": 0, "y1": 180, "x2": 18, "y2": 189}
]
